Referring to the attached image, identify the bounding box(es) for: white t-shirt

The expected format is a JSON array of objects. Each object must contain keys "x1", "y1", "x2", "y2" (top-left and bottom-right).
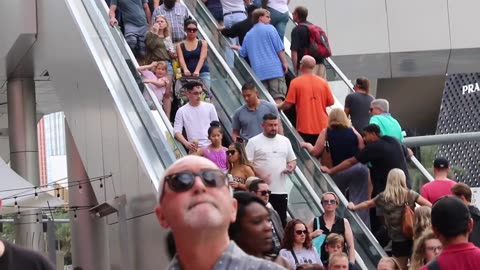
[
  {"x1": 267, "y1": 0, "x2": 289, "y2": 13},
  {"x1": 245, "y1": 134, "x2": 296, "y2": 194},
  {"x1": 220, "y1": 0, "x2": 246, "y2": 13},
  {"x1": 279, "y1": 247, "x2": 322, "y2": 269},
  {"x1": 173, "y1": 102, "x2": 219, "y2": 147}
]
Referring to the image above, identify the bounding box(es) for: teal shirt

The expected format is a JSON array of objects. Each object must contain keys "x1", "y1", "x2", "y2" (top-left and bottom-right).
[{"x1": 370, "y1": 114, "x2": 404, "y2": 141}]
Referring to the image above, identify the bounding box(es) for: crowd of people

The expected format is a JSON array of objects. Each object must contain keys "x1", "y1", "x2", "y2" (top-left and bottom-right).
[{"x1": 4, "y1": 1, "x2": 479, "y2": 270}]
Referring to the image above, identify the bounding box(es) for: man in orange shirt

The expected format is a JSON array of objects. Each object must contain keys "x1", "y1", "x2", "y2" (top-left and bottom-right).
[{"x1": 277, "y1": 55, "x2": 334, "y2": 144}]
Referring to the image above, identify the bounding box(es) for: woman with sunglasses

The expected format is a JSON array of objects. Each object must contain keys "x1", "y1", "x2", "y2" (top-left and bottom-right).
[
  {"x1": 279, "y1": 219, "x2": 322, "y2": 269},
  {"x1": 409, "y1": 229, "x2": 442, "y2": 270},
  {"x1": 226, "y1": 142, "x2": 255, "y2": 191},
  {"x1": 348, "y1": 169, "x2": 432, "y2": 270},
  {"x1": 176, "y1": 18, "x2": 211, "y2": 90},
  {"x1": 300, "y1": 108, "x2": 369, "y2": 228},
  {"x1": 193, "y1": 121, "x2": 227, "y2": 171},
  {"x1": 229, "y1": 192, "x2": 292, "y2": 269},
  {"x1": 307, "y1": 192, "x2": 355, "y2": 266}
]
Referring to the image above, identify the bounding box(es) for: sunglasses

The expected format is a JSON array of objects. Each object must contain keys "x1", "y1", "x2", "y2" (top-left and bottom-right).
[
  {"x1": 295, "y1": 230, "x2": 307, "y2": 235},
  {"x1": 163, "y1": 169, "x2": 226, "y2": 194},
  {"x1": 186, "y1": 28, "x2": 198, "y2": 33},
  {"x1": 322, "y1": 199, "x2": 337, "y2": 205},
  {"x1": 226, "y1": 150, "x2": 237, "y2": 155},
  {"x1": 258, "y1": 190, "x2": 272, "y2": 196}
]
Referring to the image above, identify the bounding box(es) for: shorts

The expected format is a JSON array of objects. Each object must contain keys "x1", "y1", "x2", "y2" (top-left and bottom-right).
[
  {"x1": 262, "y1": 77, "x2": 287, "y2": 100},
  {"x1": 391, "y1": 239, "x2": 413, "y2": 257},
  {"x1": 124, "y1": 23, "x2": 148, "y2": 57}
]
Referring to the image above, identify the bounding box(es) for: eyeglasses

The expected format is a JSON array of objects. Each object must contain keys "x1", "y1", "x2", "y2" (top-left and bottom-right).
[
  {"x1": 258, "y1": 190, "x2": 271, "y2": 196},
  {"x1": 186, "y1": 28, "x2": 198, "y2": 33},
  {"x1": 295, "y1": 230, "x2": 307, "y2": 235},
  {"x1": 322, "y1": 199, "x2": 337, "y2": 205},
  {"x1": 226, "y1": 150, "x2": 237, "y2": 155},
  {"x1": 163, "y1": 169, "x2": 227, "y2": 194},
  {"x1": 426, "y1": 246, "x2": 443, "y2": 253}
]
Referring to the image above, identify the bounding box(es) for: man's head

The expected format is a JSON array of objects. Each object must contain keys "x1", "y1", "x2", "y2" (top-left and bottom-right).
[
  {"x1": 292, "y1": 6, "x2": 308, "y2": 23},
  {"x1": 362, "y1": 124, "x2": 381, "y2": 144},
  {"x1": 261, "y1": 113, "x2": 278, "y2": 138},
  {"x1": 431, "y1": 196, "x2": 472, "y2": 243},
  {"x1": 325, "y1": 233, "x2": 344, "y2": 255},
  {"x1": 241, "y1": 81, "x2": 259, "y2": 107},
  {"x1": 328, "y1": 252, "x2": 349, "y2": 270},
  {"x1": 451, "y1": 182, "x2": 472, "y2": 205},
  {"x1": 185, "y1": 82, "x2": 203, "y2": 105},
  {"x1": 299, "y1": 55, "x2": 316, "y2": 73},
  {"x1": 252, "y1": 8, "x2": 271, "y2": 24},
  {"x1": 370, "y1": 99, "x2": 389, "y2": 115},
  {"x1": 163, "y1": 0, "x2": 176, "y2": 10},
  {"x1": 155, "y1": 156, "x2": 237, "y2": 234},
  {"x1": 248, "y1": 179, "x2": 271, "y2": 204},
  {"x1": 353, "y1": 77, "x2": 370, "y2": 93},
  {"x1": 433, "y1": 157, "x2": 449, "y2": 176}
]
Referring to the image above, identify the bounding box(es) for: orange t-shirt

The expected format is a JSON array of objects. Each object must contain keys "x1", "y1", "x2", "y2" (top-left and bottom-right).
[{"x1": 285, "y1": 74, "x2": 334, "y2": 134}]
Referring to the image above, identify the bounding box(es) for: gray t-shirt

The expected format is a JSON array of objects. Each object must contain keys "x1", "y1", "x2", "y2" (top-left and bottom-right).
[
  {"x1": 167, "y1": 241, "x2": 285, "y2": 270},
  {"x1": 279, "y1": 247, "x2": 322, "y2": 269},
  {"x1": 111, "y1": 0, "x2": 148, "y2": 27},
  {"x1": 232, "y1": 100, "x2": 278, "y2": 140},
  {"x1": 344, "y1": 92, "x2": 374, "y2": 131}
]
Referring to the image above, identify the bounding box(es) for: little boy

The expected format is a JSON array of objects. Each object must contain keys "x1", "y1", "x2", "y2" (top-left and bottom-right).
[{"x1": 323, "y1": 233, "x2": 356, "y2": 270}]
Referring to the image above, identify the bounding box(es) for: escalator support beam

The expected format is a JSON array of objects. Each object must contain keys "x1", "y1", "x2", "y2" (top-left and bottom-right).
[{"x1": 404, "y1": 132, "x2": 480, "y2": 147}]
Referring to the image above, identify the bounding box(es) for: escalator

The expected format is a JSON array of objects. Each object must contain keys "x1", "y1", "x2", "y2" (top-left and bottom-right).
[{"x1": 79, "y1": 0, "x2": 434, "y2": 268}]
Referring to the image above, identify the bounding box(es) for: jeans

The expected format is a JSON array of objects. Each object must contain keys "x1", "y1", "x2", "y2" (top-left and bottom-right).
[
  {"x1": 223, "y1": 12, "x2": 247, "y2": 67},
  {"x1": 268, "y1": 7, "x2": 289, "y2": 40},
  {"x1": 200, "y1": 72, "x2": 211, "y2": 90}
]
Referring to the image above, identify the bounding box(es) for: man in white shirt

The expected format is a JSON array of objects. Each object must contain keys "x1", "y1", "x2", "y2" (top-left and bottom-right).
[
  {"x1": 174, "y1": 82, "x2": 218, "y2": 152},
  {"x1": 246, "y1": 113, "x2": 296, "y2": 227}
]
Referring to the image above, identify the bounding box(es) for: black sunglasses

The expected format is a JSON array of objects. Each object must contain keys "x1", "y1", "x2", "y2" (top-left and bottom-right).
[
  {"x1": 226, "y1": 150, "x2": 237, "y2": 155},
  {"x1": 163, "y1": 169, "x2": 226, "y2": 193},
  {"x1": 322, "y1": 199, "x2": 337, "y2": 205},
  {"x1": 258, "y1": 190, "x2": 271, "y2": 196},
  {"x1": 295, "y1": 230, "x2": 307, "y2": 235},
  {"x1": 186, "y1": 28, "x2": 198, "y2": 33}
]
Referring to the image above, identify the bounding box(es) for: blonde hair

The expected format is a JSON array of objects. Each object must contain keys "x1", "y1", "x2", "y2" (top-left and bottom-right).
[
  {"x1": 410, "y1": 229, "x2": 439, "y2": 270},
  {"x1": 378, "y1": 257, "x2": 401, "y2": 270},
  {"x1": 383, "y1": 168, "x2": 408, "y2": 205},
  {"x1": 325, "y1": 233, "x2": 344, "y2": 246},
  {"x1": 155, "y1": 15, "x2": 171, "y2": 37},
  {"x1": 328, "y1": 108, "x2": 351, "y2": 129},
  {"x1": 252, "y1": 8, "x2": 269, "y2": 23},
  {"x1": 321, "y1": 192, "x2": 339, "y2": 204},
  {"x1": 151, "y1": 61, "x2": 169, "y2": 74},
  {"x1": 413, "y1": 206, "x2": 431, "y2": 240}
]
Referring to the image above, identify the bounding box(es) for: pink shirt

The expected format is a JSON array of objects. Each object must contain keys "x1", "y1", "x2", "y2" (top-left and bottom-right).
[
  {"x1": 420, "y1": 179, "x2": 457, "y2": 204},
  {"x1": 141, "y1": 70, "x2": 169, "y2": 102},
  {"x1": 420, "y1": 242, "x2": 480, "y2": 270}
]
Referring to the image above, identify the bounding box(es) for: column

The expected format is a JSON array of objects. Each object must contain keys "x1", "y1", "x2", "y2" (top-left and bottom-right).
[
  {"x1": 65, "y1": 120, "x2": 108, "y2": 270},
  {"x1": 7, "y1": 78, "x2": 44, "y2": 251}
]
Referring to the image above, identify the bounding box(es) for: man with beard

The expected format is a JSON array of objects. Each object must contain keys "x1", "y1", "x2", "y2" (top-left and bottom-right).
[
  {"x1": 154, "y1": 155, "x2": 284, "y2": 269},
  {"x1": 246, "y1": 113, "x2": 296, "y2": 227}
]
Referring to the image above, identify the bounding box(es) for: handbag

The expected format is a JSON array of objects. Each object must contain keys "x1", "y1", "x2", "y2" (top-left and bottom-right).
[
  {"x1": 401, "y1": 191, "x2": 415, "y2": 239},
  {"x1": 320, "y1": 132, "x2": 333, "y2": 168},
  {"x1": 312, "y1": 217, "x2": 327, "y2": 255}
]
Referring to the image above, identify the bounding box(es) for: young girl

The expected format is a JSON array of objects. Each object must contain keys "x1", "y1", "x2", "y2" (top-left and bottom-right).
[
  {"x1": 193, "y1": 121, "x2": 227, "y2": 171},
  {"x1": 137, "y1": 61, "x2": 172, "y2": 118}
]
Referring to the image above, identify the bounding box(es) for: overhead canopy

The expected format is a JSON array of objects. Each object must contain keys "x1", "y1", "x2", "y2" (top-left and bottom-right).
[{"x1": 0, "y1": 157, "x2": 65, "y2": 215}]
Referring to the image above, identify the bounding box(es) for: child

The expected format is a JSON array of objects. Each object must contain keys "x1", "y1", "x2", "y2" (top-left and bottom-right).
[
  {"x1": 193, "y1": 121, "x2": 227, "y2": 171},
  {"x1": 323, "y1": 234, "x2": 356, "y2": 270},
  {"x1": 137, "y1": 61, "x2": 172, "y2": 118}
]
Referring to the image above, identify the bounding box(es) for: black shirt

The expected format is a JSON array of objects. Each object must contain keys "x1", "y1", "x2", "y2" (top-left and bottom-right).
[
  {"x1": 0, "y1": 241, "x2": 55, "y2": 270},
  {"x1": 313, "y1": 215, "x2": 345, "y2": 263},
  {"x1": 220, "y1": 17, "x2": 254, "y2": 45},
  {"x1": 290, "y1": 22, "x2": 324, "y2": 65},
  {"x1": 356, "y1": 136, "x2": 411, "y2": 196}
]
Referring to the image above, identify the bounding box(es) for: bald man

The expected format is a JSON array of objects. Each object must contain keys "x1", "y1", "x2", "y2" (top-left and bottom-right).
[
  {"x1": 154, "y1": 156, "x2": 284, "y2": 270},
  {"x1": 277, "y1": 55, "x2": 334, "y2": 144}
]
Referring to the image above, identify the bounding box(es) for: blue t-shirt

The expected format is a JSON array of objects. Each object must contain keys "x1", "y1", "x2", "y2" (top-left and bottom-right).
[{"x1": 239, "y1": 23, "x2": 285, "y2": 81}]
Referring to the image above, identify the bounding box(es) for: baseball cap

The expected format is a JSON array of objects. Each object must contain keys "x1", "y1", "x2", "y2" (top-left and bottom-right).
[
  {"x1": 433, "y1": 157, "x2": 449, "y2": 169},
  {"x1": 431, "y1": 196, "x2": 470, "y2": 237}
]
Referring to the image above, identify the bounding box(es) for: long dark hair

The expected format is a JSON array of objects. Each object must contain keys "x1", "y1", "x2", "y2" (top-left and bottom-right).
[
  {"x1": 227, "y1": 142, "x2": 251, "y2": 172},
  {"x1": 281, "y1": 219, "x2": 312, "y2": 250}
]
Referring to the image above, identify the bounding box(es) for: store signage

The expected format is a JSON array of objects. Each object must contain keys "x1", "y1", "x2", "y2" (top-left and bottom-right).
[{"x1": 462, "y1": 82, "x2": 480, "y2": 95}]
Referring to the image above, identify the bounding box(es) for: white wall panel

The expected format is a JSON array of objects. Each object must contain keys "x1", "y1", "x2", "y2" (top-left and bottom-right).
[
  {"x1": 386, "y1": 0, "x2": 450, "y2": 52},
  {"x1": 447, "y1": 0, "x2": 480, "y2": 49},
  {"x1": 325, "y1": 0, "x2": 389, "y2": 55},
  {"x1": 289, "y1": 0, "x2": 327, "y2": 29}
]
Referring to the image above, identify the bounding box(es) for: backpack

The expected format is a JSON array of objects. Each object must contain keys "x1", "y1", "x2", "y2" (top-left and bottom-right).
[{"x1": 300, "y1": 23, "x2": 332, "y2": 59}]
